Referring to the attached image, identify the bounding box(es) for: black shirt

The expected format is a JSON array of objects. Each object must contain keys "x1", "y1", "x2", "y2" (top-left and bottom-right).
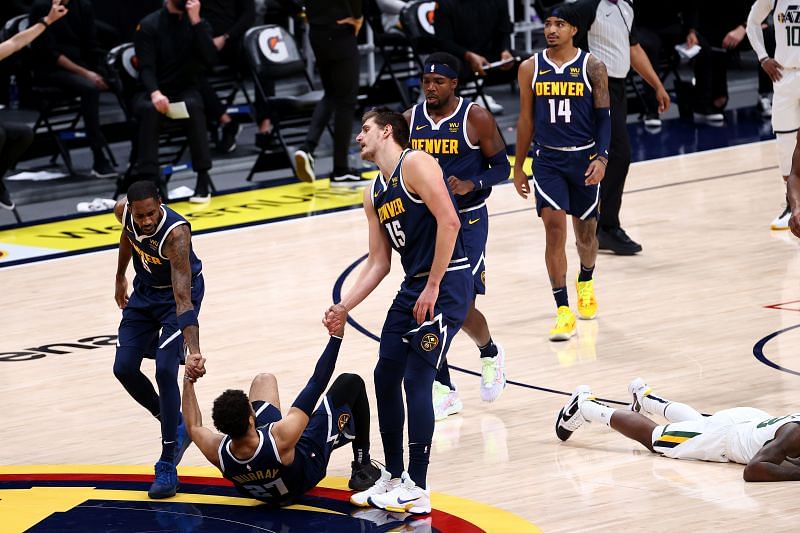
[
  {"x1": 433, "y1": 0, "x2": 513, "y2": 61},
  {"x1": 134, "y1": 8, "x2": 217, "y2": 95},
  {"x1": 29, "y1": 0, "x2": 99, "y2": 71},
  {"x1": 200, "y1": 0, "x2": 255, "y2": 40},
  {"x1": 304, "y1": 0, "x2": 362, "y2": 27}
]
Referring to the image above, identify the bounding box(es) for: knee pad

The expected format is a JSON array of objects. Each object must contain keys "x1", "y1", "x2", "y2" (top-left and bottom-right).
[{"x1": 776, "y1": 132, "x2": 797, "y2": 177}]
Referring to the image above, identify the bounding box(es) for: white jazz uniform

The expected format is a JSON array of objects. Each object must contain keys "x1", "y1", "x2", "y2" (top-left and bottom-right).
[
  {"x1": 652, "y1": 408, "x2": 800, "y2": 463},
  {"x1": 747, "y1": 0, "x2": 800, "y2": 174}
]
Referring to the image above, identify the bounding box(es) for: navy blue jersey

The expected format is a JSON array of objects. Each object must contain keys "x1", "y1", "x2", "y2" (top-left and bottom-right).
[
  {"x1": 219, "y1": 398, "x2": 354, "y2": 506},
  {"x1": 409, "y1": 97, "x2": 490, "y2": 209},
  {"x1": 122, "y1": 204, "x2": 202, "y2": 287},
  {"x1": 371, "y1": 149, "x2": 468, "y2": 279},
  {"x1": 532, "y1": 49, "x2": 596, "y2": 148},
  {"x1": 219, "y1": 426, "x2": 308, "y2": 506}
]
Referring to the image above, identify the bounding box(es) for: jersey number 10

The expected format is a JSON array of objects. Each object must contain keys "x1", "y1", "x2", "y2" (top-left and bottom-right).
[
  {"x1": 548, "y1": 99, "x2": 572, "y2": 123},
  {"x1": 787, "y1": 26, "x2": 800, "y2": 46}
]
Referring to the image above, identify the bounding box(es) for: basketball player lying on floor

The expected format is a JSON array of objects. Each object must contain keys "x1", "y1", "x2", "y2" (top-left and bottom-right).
[
  {"x1": 181, "y1": 304, "x2": 381, "y2": 505},
  {"x1": 556, "y1": 378, "x2": 800, "y2": 481}
]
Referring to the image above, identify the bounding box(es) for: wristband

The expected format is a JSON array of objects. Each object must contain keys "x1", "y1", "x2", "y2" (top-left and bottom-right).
[
  {"x1": 38, "y1": 17, "x2": 49, "y2": 28},
  {"x1": 177, "y1": 309, "x2": 199, "y2": 331}
]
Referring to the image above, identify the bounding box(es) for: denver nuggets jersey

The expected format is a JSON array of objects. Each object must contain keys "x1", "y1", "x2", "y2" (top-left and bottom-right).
[
  {"x1": 532, "y1": 49, "x2": 596, "y2": 148},
  {"x1": 728, "y1": 413, "x2": 800, "y2": 464},
  {"x1": 219, "y1": 427, "x2": 307, "y2": 506},
  {"x1": 122, "y1": 204, "x2": 202, "y2": 287},
  {"x1": 409, "y1": 98, "x2": 488, "y2": 209},
  {"x1": 371, "y1": 149, "x2": 467, "y2": 278}
]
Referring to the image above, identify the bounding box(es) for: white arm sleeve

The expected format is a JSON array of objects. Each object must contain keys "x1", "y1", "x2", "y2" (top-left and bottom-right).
[{"x1": 746, "y1": 0, "x2": 775, "y2": 62}]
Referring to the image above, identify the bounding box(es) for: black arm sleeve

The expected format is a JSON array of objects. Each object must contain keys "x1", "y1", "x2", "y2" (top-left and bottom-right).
[
  {"x1": 291, "y1": 336, "x2": 342, "y2": 416},
  {"x1": 192, "y1": 19, "x2": 219, "y2": 67},
  {"x1": 134, "y1": 22, "x2": 159, "y2": 94},
  {"x1": 228, "y1": 0, "x2": 255, "y2": 41}
]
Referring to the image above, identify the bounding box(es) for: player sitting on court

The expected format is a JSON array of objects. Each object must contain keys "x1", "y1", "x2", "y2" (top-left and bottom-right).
[
  {"x1": 181, "y1": 304, "x2": 381, "y2": 505},
  {"x1": 556, "y1": 378, "x2": 800, "y2": 481}
]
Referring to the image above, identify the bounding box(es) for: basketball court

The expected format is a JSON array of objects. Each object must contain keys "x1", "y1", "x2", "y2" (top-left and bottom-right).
[{"x1": 2, "y1": 140, "x2": 799, "y2": 531}]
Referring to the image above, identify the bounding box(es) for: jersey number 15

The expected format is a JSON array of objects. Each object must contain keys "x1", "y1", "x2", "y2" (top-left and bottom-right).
[{"x1": 548, "y1": 99, "x2": 572, "y2": 124}]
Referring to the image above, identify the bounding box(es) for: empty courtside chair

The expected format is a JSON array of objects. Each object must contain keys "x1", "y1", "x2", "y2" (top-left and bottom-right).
[
  {"x1": 243, "y1": 24, "x2": 325, "y2": 182},
  {"x1": 105, "y1": 43, "x2": 198, "y2": 198}
]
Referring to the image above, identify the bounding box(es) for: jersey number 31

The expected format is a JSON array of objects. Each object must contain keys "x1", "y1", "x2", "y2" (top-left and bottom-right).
[{"x1": 548, "y1": 99, "x2": 572, "y2": 124}]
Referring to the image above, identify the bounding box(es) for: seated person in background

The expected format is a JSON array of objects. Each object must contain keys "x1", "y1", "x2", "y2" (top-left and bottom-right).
[
  {"x1": 557, "y1": 378, "x2": 800, "y2": 482},
  {"x1": 182, "y1": 306, "x2": 381, "y2": 506},
  {"x1": 198, "y1": 0, "x2": 255, "y2": 154},
  {"x1": 634, "y1": 1, "x2": 692, "y2": 127},
  {"x1": 685, "y1": 0, "x2": 763, "y2": 122},
  {"x1": 133, "y1": 0, "x2": 217, "y2": 203},
  {"x1": 29, "y1": 0, "x2": 117, "y2": 178},
  {"x1": 0, "y1": 0, "x2": 67, "y2": 211},
  {"x1": 433, "y1": 0, "x2": 520, "y2": 114}
]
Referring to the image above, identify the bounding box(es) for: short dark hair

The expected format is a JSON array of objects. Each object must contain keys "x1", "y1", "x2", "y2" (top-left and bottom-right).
[
  {"x1": 127, "y1": 180, "x2": 160, "y2": 203},
  {"x1": 212, "y1": 389, "x2": 252, "y2": 439},
  {"x1": 362, "y1": 107, "x2": 409, "y2": 148},
  {"x1": 423, "y1": 52, "x2": 461, "y2": 78}
]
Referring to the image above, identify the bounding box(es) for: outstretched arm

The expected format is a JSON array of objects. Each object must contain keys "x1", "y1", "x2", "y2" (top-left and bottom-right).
[
  {"x1": 163, "y1": 225, "x2": 201, "y2": 375},
  {"x1": 327, "y1": 186, "x2": 392, "y2": 326},
  {"x1": 744, "y1": 424, "x2": 800, "y2": 482},
  {"x1": 271, "y1": 325, "x2": 346, "y2": 465},
  {"x1": 182, "y1": 361, "x2": 223, "y2": 469}
]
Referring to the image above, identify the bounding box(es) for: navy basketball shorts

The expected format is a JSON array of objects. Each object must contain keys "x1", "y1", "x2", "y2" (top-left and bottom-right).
[
  {"x1": 458, "y1": 204, "x2": 489, "y2": 296},
  {"x1": 295, "y1": 397, "x2": 355, "y2": 491},
  {"x1": 531, "y1": 146, "x2": 600, "y2": 219},
  {"x1": 117, "y1": 274, "x2": 205, "y2": 363},
  {"x1": 252, "y1": 400, "x2": 282, "y2": 428},
  {"x1": 378, "y1": 268, "x2": 472, "y2": 370}
]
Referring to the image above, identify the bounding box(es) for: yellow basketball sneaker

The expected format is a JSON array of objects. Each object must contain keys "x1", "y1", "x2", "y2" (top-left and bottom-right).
[
  {"x1": 549, "y1": 306, "x2": 576, "y2": 341},
  {"x1": 576, "y1": 278, "x2": 597, "y2": 320}
]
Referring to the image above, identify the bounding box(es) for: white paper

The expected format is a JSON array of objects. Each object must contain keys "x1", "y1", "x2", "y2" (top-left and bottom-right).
[
  {"x1": 675, "y1": 43, "x2": 701, "y2": 60},
  {"x1": 484, "y1": 57, "x2": 517, "y2": 70},
  {"x1": 166, "y1": 101, "x2": 190, "y2": 120}
]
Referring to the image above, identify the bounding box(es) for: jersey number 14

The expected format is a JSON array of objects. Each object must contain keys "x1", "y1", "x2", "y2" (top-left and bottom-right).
[{"x1": 548, "y1": 98, "x2": 572, "y2": 123}]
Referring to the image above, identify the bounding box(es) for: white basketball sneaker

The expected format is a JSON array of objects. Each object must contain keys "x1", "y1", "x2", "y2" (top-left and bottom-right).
[
  {"x1": 555, "y1": 385, "x2": 592, "y2": 441},
  {"x1": 480, "y1": 344, "x2": 507, "y2": 402},
  {"x1": 771, "y1": 205, "x2": 791, "y2": 230},
  {"x1": 628, "y1": 377, "x2": 653, "y2": 413},
  {"x1": 433, "y1": 381, "x2": 462, "y2": 421},
  {"x1": 368, "y1": 471, "x2": 431, "y2": 515},
  {"x1": 350, "y1": 468, "x2": 400, "y2": 507}
]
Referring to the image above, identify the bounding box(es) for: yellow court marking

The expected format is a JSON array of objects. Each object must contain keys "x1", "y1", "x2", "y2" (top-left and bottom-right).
[
  {"x1": 0, "y1": 161, "x2": 525, "y2": 265},
  {"x1": 0, "y1": 465, "x2": 540, "y2": 532}
]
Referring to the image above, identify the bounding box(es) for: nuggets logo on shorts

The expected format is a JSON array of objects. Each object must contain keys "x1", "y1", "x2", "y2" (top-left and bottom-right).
[
  {"x1": 337, "y1": 413, "x2": 351, "y2": 432},
  {"x1": 420, "y1": 333, "x2": 439, "y2": 352},
  {"x1": 481, "y1": 270, "x2": 486, "y2": 285}
]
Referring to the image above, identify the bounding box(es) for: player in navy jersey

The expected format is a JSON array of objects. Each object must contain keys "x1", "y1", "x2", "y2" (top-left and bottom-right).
[
  {"x1": 180, "y1": 306, "x2": 381, "y2": 506},
  {"x1": 112, "y1": 180, "x2": 205, "y2": 499},
  {"x1": 513, "y1": 5, "x2": 611, "y2": 341},
  {"x1": 323, "y1": 108, "x2": 471, "y2": 515},
  {"x1": 404, "y1": 52, "x2": 511, "y2": 418}
]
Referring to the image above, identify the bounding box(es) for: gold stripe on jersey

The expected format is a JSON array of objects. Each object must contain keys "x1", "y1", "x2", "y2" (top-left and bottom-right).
[{"x1": 534, "y1": 81, "x2": 585, "y2": 97}]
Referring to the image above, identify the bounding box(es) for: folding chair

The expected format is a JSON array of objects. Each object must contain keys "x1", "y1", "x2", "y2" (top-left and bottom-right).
[
  {"x1": 105, "y1": 43, "x2": 203, "y2": 198},
  {"x1": 362, "y1": 0, "x2": 424, "y2": 108},
  {"x1": 2, "y1": 15, "x2": 118, "y2": 177},
  {"x1": 243, "y1": 24, "x2": 326, "y2": 182}
]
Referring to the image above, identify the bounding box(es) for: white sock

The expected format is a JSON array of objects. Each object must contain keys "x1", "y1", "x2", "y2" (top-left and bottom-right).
[
  {"x1": 579, "y1": 398, "x2": 615, "y2": 426},
  {"x1": 643, "y1": 394, "x2": 703, "y2": 422}
]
